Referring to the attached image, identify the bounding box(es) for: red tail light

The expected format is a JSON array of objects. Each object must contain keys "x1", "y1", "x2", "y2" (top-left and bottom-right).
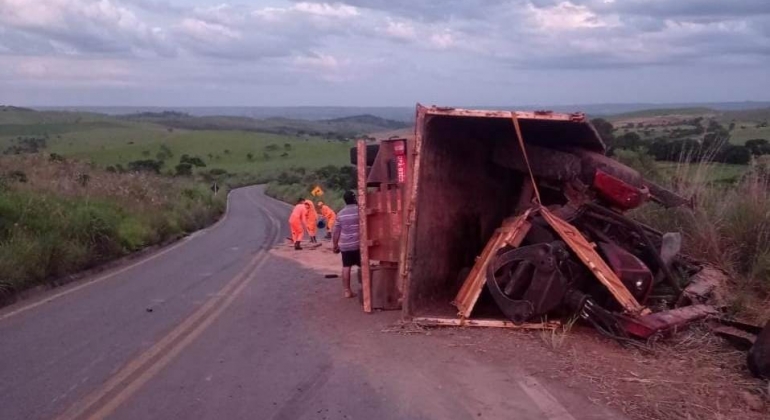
[{"x1": 593, "y1": 169, "x2": 649, "y2": 210}]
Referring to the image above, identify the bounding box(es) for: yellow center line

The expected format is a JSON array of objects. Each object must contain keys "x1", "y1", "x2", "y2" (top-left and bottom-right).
[
  {"x1": 86, "y1": 256, "x2": 271, "y2": 420},
  {"x1": 55, "y1": 193, "x2": 280, "y2": 420},
  {"x1": 55, "y1": 249, "x2": 266, "y2": 420}
]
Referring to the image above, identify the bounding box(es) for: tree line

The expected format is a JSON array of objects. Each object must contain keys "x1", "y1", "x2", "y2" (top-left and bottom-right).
[{"x1": 592, "y1": 117, "x2": 767, "y2": 165}]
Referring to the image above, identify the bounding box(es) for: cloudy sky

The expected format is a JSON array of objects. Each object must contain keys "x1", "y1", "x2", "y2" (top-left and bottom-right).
[{"x1": 1, "y1": 0, "x2": 769, "y2": 106}]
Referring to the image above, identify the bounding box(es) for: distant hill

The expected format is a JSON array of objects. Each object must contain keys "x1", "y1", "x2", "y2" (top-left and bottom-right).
[
  {"x1": 0, "y1": 107, "x2": 126, "y2": 136},
  {"x1": 36, "y1": 102, "x2": 770, "y2": 121},
  {"x1": 721, "y1": 107, "x2": 770, "y2": 122},
  {"x1": 1, "y1": 107, "x2": 411, "y2": 139},
  {"x1": 608, "y1": 107, "x2": 770, "y2": 125},
  {"x1": 324, "y1": 114, "x2": 407, "y2": 129},
  {"x1": 38, "y1": 106, "x2": 418, "y2": 122},
  {"x1": 119, "y1": 112, "x2": 410, "y2": 139},
  {"x1": 607, "y1": 107, "x2": 718, "y2": 121},
  {"x1": 0, "y1": 105, "x2": 36, "y2": 113}
]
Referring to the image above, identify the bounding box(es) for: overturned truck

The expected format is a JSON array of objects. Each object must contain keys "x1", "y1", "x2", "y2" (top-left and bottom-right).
[{"x1": 354, "y1": 105, "x2": 728, "y2": 342}]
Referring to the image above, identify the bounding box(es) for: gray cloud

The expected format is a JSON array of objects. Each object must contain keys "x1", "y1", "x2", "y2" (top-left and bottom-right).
[
  {"x1": 0, "y1": 0, "x2": 768, "y2": 106},
  {"x1": 0, "y1": 0, "x2": 175, "y2": 57},
  {"x1": 309, "y1": 0, "x2": 511, "y2": 21},
  {"x1": 600, "y1": 0, "x2": 770, "y2": 19},
  {"x1": 123, "y1": 0, "x2": 185, "y2": 14}
]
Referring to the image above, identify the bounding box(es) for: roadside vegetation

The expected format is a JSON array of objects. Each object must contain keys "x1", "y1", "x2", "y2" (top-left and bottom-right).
[
  {"x1": 264, "y1": 165, "x2": 356, "y2": 210},
  {"x1": 599, "y1": 112, "x2": 770, "y2": 322},
  {"x1": 0, "y1": 154, "x2": 226, "y2": 299}
]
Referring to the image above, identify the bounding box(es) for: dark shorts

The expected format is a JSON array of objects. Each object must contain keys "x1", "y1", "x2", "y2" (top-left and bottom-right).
[{"x1": 341, "y1": 249, "x2": 361, "y2": 267}]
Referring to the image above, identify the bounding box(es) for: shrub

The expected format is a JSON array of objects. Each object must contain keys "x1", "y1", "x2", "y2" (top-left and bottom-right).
[
  {"x1": 128, "y1": 159, "x2": 163, "y2": 174},
  {"x1": 717, "y1": 145, "x2": 751, "y2": 165},
  {"x1": 277, "y1": 171, "x2": 302, "y2": 185},
  {"x1": 76, "y1": 173, "x2": 90, "y2": 187},
  {"x1": 745, "y1": 139, "x2": 770, "y2": 156},
  {"x1": 6, "y1": 170, "x2": 27, "y2": 183},
  {"x1": 179, "y1": 154, "x2": 206, "y2": 167},
  {"x1": 175, "y1": 163, "x2": 193, "y2": 176},
  {"x1": 3, "y1": 137, "x2": 47, "y2": 155},
  {"x1": 159, "y1": 144, "x2": 173, "y2": 158},
  {"x1": 117, "y1": 217, "x2": 153, "y2": 251}
]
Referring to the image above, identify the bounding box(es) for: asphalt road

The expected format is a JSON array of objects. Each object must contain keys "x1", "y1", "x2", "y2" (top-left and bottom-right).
[{"x1": 0, "y1": 186, "x2": 621, "y2": 420}]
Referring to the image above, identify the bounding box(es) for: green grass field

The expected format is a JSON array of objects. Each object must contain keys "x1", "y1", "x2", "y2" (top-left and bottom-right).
[
  {"x1": 607, "y1": 107, "x2": 716, "y2": 120},
  {"x1": 654, "y1": 161, "x2": 749, "y2": 183},
  {"x1": 616, "y1": 123, "x2": 770, "y2": 145},
  {"x1": 608, "y1": 106, "x2": 770, "y2": 146},
  {"x1": 49, "y1": 127, "x2": 351, "y2": 174},
  {"x1": 0, "y1": 108, "x2": 353, "y2": 180},
  {"x1": 729, "y1": 124, "x2": 770, "y2": 145}
]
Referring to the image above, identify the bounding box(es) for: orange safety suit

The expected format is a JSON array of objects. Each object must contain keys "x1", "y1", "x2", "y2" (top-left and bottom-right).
[
  {"x1": 304, "y1": 199, "x2": 319, "y2": 236},
  {"x1": 289, "y1": 203, "x2": 307, "y2": 243},
  {"x1": 319, "y1": 204, "x2": 336, "y2": 231}
]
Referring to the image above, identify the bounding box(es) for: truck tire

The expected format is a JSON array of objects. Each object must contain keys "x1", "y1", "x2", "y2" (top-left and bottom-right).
[{"x1": 748, "y1": 321, "x2": 770, "y2": 379}]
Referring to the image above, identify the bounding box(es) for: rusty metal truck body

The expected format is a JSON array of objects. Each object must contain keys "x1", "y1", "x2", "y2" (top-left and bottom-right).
[{"x1": 355, "y1": 104, "x2": 721, "y2": 340}]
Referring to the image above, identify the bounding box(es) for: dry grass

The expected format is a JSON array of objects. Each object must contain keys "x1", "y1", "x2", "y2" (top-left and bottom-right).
[
  {"x1": 2, "y1": 154, "x2": 188, "y2": 210},
  {"x1": 558, "y1": 326, "x2": 768, "y2": 420},
  {"x1": 625, "y1": 154, "x2": 770, "y2": 323},
  {"x1": 0, "y1": 154, "x2": 226, "y2": 297},
  {"x1": 540, "y1": 316, "x2": 578, "y2": 350},
  {"x1": 423, "y1": 324, "x2": 768, "y2": 420}
]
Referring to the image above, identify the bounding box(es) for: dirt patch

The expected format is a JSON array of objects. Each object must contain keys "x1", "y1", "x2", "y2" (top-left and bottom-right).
[
  {"x1": 553, "y1": 328, "x2": 767, "y2": 419},
  {"x1": 417, "y1": 324, "x2": 769, "y2": 420},
  {"x1": 273, "y1": 241, "x2": 768, "y2": 419},
  {"x1": 271, "y1": 241, "x2": 341, "y2": 276}
]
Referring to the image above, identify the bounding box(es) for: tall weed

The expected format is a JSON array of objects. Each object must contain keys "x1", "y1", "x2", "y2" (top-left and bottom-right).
[
  {"x1": 626, "y1": 152, "x2": 770, "y2": 321},
  {"x1": 0, "y1": 155, "x2": 226, "y2": 296}
]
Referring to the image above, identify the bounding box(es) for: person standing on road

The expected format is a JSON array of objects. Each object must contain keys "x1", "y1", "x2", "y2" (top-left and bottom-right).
[
  {"x1": 304, "y1": 199, "x2": 319, "y2": 244},
  {"x1": 332, "y1": 191, "x2": 360, "y2": 298},
  {"x1": 317, "y1": 201, "x2": 336, "y2": 240},
  {"x1": 289, "y1": 198, "x2": 309, "y2": 250}
]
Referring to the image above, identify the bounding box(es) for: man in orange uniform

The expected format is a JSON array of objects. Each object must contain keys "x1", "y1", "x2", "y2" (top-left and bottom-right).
[
  {"x1": 317, "y1": 201, "x2": 336, "y2": 239},
  {"x1": 289, "y1": 198, "x2": 308, "y2": 250},
  {"x1": 303, "y1": 199, "x2": 319, "y2": 244}
]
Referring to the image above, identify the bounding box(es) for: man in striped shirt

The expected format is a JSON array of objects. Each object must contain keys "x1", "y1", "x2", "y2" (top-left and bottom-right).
[{"x1": 332, "y1": 190, "x2": 360, "y2": 298}]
